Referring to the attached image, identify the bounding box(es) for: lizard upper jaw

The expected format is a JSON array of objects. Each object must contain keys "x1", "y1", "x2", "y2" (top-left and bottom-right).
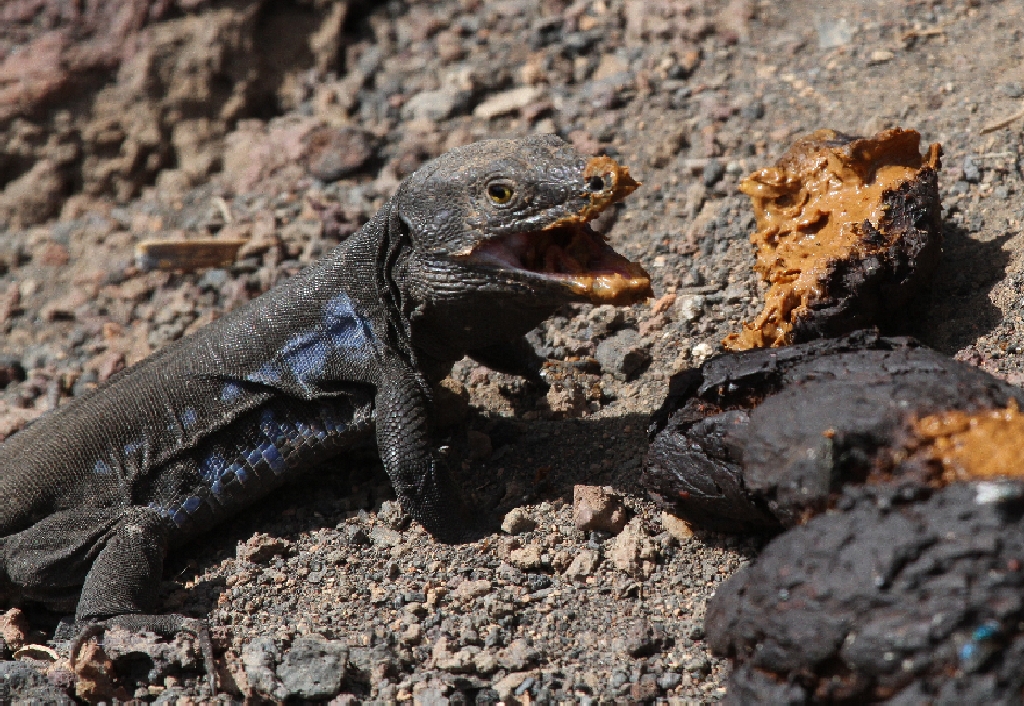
[{"x1": 458, "y1": 221, "x2": 653, "y2": 306}]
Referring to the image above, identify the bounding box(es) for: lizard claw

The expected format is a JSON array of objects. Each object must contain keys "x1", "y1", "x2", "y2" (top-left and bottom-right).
[{"x1": 69, "y1": 614, "x2": 216, "y2": 695}]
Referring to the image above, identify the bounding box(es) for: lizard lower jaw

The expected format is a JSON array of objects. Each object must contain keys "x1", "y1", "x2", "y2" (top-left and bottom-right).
[{"x1": 459, "y1": 223, "x2": 653, "y2": 306}]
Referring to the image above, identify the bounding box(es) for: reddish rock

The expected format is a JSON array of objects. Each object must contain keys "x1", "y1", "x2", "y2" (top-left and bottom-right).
[
  {"x1": 87, "y1": 351, "x2": 125, "y2": 383},
  {"x1": 73, "y1": 639, "x2": 129, "y2": 703},
  {"x1": 33, "y1": 241, "x2": 70, "y2": 267},
  {"x1": 0, "y1": 283, "x2": 20, "y2": 324},
  {"x1": 546, "y1": 380, "x2": 588, "y2": 418},
  {"x1": 306, "y1": 126, "x2": 377, "y2": 182},
  {"x1": 39, "y1": 290, "x2": 88, "y2": 321},
  {"x1": 0, "y1": 160, "x2": 69, "y2": 228},
  {"x1": 573, "y1": 485, "x2": 628, "y2": 534},
  {"x1": 222, "y1": 118, "x2": 319, "y2": 195},
  {"x1": 1, "y1": 608, "x2": 29, "y2": 650},
  {"x1": 607, "y1": 519, "x2": 659, "y2": 576},
  {"x1": 237, "y1": 533, "x2": 292, "y2": 564},
  {"x1": 0, "y1": 406, "x2": 44, "y2": 442},
  {"x1": 652, "y1": 292, "x2": 677, "y2": 314},
  {"x1": 0, "y1": 1, "x2": 355, "y2": 225}
]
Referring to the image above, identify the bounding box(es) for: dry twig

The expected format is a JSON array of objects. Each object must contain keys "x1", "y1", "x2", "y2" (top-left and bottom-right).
[{"x1": 982, "y1": 103, "x2": 1024, "y2": 134}]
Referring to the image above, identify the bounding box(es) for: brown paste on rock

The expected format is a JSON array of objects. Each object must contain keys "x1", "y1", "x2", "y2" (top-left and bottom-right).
[
  {"x1": 907, "y1": 400, "x2": 1024, "y2": 482},
  {"x1": 723, "y1": 128, "x2": 942, "y2": 350}
]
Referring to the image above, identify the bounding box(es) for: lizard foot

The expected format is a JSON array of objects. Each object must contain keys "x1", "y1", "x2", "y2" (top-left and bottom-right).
[{"x1": 69, "y1": 614, "x2": 216, "y2": 696}]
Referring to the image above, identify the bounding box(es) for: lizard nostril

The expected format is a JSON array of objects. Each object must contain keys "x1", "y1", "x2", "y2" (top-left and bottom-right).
[{"x1": 587, "y1": 175, "x2": 605, "y2": 191}]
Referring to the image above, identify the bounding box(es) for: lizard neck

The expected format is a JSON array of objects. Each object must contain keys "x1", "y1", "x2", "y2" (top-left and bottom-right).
[{"x1": 400, "y1": 255, "x2": 559, "y2": 369}]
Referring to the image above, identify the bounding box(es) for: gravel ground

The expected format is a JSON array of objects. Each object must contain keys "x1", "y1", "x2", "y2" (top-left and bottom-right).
[{"x1": 2, "y1": 0, "x2": 1024, "y2": 702}]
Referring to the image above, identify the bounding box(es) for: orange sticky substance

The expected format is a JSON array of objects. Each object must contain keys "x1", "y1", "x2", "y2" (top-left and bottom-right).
[
  {"x1": 510, "y1": 224, "x2": 652, "y2": 306},
  {"x1": 461, "y1": 154, "x2": 650, "y2": 305},
  {"x1": 723, "y1": 128, "x2": 942, "y2": 351},
  {"x1": 560, "y1": 268, "x2": 653, "y2": 306},
  {"x1": 910, "y1": 400, "x2": 1024, "y2": 482},
  {"x1": 545, "y1": 155, "x2": 642, "y2": 230},
  {"x1": 583, "y1": 155, "x2": 641, "y2": 216},
  {"x1": 543, "y1": 155, "x2": 649, "y2": 305}
]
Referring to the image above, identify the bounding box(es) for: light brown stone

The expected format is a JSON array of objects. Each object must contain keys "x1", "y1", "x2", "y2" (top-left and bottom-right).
[{"x1": 573, "y1": 485, "x2": 629, "y2": 534}]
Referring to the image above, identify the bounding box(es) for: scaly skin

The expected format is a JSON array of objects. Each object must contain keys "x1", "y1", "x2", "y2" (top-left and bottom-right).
[{"x1": 0, "y1": 136, "x2": 651, "y2": 661}]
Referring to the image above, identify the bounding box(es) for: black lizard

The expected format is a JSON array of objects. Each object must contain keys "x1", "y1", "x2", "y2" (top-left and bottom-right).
[{"x1": 0, "y1": 135, "x2": 651, "y2": 661}]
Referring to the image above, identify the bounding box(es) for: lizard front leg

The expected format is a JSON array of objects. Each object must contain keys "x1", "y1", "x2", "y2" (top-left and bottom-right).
[
  {"x1": 375, "y1": 368, "x2": 477, "y2": 543},
  {"x1": 74, "y1": 508, "x2": 169, "y2": 622}
]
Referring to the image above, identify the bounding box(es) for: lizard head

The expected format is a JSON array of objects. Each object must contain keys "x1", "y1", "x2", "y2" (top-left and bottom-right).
[{"x1": 395, "y1": 135, "x2": 652, "y2": 306}]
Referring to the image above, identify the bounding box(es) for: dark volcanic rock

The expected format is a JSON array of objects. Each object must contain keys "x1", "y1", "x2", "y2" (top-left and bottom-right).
[
  {"x1": 643, "y1": 331, "x2": 1024, "y2": 532},
  {"x1": 595, "y1": 328, "x2": 652, "y2": 379},
  {"x1": 709, "y1": 482, "x2": 1024, "y2": 704},
  {"x1": 277, "y1": 637, "x2": 349, "y2": 700},
  {"x1": 0, "y1": 661, "x2": 72, "y2": 704}
]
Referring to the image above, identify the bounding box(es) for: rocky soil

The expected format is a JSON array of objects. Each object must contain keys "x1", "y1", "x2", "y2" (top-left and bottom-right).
[{"x1": 1, "y1": 0, "x2": 1023, "y2": 702}]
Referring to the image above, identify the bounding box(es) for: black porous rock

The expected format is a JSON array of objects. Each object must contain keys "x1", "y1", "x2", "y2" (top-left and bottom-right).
[
  {"x1": 643, "y1": 331, "x2": 1024, "y2": 533},
  {"x1": 709, "y1": 482, "x2": 1024, "y2": 704}
]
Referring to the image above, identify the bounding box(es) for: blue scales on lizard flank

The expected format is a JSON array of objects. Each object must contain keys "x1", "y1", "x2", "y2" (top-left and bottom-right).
[
  {"x1": 278, "y1": 330, "x2": 330, "y2": 387},
  {"x1": 151, "y1": 396, "x2": 373, "y2": 531},
  {"x1": 323, "y1": 291, "x2": 376, "y2": 354},
  {"x1": 219, "y1": 381, "x2": 244, "y2": 403},
  {"x1": 279, "y1": 291, "x2": 376, "y2": 391},
  {"x1": 245, "y1": 361, "x2": 284, "y2": 387},
  {"x1": 199, "y1": 453, "x2": 228, "y2": 483},
  {"x1": 230, "y1": 291, "x2": 376, "y2": 398}
]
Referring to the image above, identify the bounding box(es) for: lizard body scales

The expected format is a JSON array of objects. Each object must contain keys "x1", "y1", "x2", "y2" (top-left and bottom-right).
[{"x1": 0, "y1": 135, "x2": 651, "y2": 633}]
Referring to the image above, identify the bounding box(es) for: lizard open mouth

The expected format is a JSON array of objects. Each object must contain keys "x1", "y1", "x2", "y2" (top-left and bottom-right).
[
  {"x1": 461, "y1": 222, "x2": 652, "y2": 305},
  {"x1": 458, "y1": 155, "x2": 653, "y2": 306}
]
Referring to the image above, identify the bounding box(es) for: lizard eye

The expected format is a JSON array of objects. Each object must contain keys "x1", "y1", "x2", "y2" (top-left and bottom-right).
[
  {"x1": 487, "y1": 182, "x2": 515, "y2": 204},
  {"x1": 587, "y1": 175, "x2": 606, "y2": 191}
]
